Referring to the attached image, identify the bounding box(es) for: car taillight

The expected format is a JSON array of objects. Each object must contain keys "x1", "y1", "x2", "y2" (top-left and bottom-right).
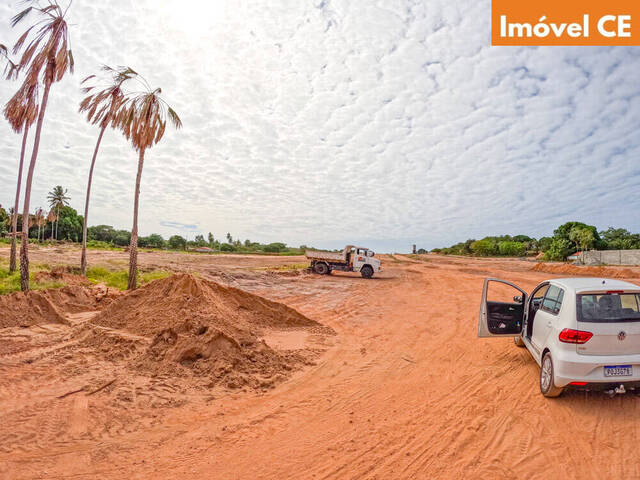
[{"x1": 559, "y1": 328, "x2": 593, "y2": 344}]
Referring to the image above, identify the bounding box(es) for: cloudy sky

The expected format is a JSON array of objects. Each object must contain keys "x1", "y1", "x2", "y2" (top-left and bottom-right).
[{"x1": 1, "y1": 1, "x2": 639, "y2": 252}]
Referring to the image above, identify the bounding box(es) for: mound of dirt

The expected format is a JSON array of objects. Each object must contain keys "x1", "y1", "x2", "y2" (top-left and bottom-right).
[
  {"x1": 34, "y1": 267, "x2": 91, "y2": 287},
  {"x1": 531, "y1": 262, "x2": 640, "y2": 279},
  {"x1": 93, "y1": 273, "x2": 319, "y2": 336},
  {"x1": 0, "y1": 290, "x2": 67, "y2": 328},
  {"x1": 0, "y1": 284, "x2": 122, "y2": 329},
  {"x1": 91, "y1": 274, "x2": 328, "y2": 390}
]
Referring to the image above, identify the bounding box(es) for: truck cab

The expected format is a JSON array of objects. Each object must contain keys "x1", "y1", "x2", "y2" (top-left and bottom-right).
[{"x1": 305, "y1": 245, "x2": 382, "y2": 278}]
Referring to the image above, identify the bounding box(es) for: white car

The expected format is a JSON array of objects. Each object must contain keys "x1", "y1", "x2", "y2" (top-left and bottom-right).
[{"x1": 478, "y1": 277, "x2": 640, "y2": 397}]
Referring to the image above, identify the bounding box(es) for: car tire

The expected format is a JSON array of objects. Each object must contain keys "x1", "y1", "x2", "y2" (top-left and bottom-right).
[
  {"x1": 313, "y1": 262, "x2": 329, "y2": 275},
  {"x1": 540, "y1": 352, "x2": 564, "y2": 398},
  {"x1": 361, "y1": 266, "x2": 374, "y2": 279},
  {"x1": 513, "y1": 336, "x2": 525, "y2": 348}
]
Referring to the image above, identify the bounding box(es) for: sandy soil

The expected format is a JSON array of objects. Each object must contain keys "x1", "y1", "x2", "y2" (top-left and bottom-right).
[{"x1": 1, "y1": 247, "x2": 640, "y2": 479}]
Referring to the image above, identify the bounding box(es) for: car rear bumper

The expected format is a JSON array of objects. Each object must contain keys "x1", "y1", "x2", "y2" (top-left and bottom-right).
[{"x1": 553, "y1": 350, "x2": 640, "y2": 388}]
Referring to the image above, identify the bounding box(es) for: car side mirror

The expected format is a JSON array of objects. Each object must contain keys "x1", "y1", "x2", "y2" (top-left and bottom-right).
[{"x1": 513, "y1": 295, "x2": 523, "y2": 303}]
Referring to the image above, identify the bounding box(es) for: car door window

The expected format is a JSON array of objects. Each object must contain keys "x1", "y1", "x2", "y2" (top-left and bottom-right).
[{"x1": 541, "y1": 285, "x2": 564, "y2": 315}]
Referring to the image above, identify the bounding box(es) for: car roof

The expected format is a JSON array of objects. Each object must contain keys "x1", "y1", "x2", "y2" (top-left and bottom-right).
[{"x1": 549, "y1": 277, "x2": 640, "y2": 293}]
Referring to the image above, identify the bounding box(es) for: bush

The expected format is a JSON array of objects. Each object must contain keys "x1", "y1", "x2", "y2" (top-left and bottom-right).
[
  {"x1": 470, "y1": 239, "x2": 497, "y2": 256},
  {"x1": 220, "y1": 243, "x2": 235, "y2": 252},
  {"x1": 497, "y1": 241, "x2": 526, "y2": 257}
]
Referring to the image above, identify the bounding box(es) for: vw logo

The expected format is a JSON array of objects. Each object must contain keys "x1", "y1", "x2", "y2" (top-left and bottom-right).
[{"x1": 618, "y1": 331, "x2": 627, "y2": 341}]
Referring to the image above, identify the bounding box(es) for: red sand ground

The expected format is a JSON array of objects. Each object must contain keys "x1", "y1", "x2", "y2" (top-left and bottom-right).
[{"x1": 1, "y1": 248, "x2": 640, "y2": 479}]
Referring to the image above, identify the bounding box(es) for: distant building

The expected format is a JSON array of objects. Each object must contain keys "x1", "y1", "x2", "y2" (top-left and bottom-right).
[{"x1": 567, "y1": 251, "x2": 582, "y2": 262}]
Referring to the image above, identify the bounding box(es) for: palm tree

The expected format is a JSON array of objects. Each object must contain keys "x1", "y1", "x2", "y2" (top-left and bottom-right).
[
  {"x1": 46, "y1": 209, "x2": 56, "y2": 240},
  {"x1": 78, "y1": 65, "x2": 137, "y2": 274},
  {"x1": 47, "y1": 185, "x2": 70, "y2": 240},
  {"x1": 2, "y1": 43, "x2": 37, "y2": 272},
  {"x1": 34, "y1": 207, "x2": 45, "y2": 242},
  {"x1": 118, "y1": 77, "x2": 182, "y2": 289},
  {"x1": 9, "y1": 1, "x2": 74, "y2": 291}
]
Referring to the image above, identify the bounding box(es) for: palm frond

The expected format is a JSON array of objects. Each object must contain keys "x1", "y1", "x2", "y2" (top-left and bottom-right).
[{"x1": 11, "y1": 7, "x2": 33, "y2": 28}]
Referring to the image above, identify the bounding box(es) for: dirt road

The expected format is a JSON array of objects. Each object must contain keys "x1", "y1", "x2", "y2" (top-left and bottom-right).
[{"x1": 1, "y1": 250, "x2": 639, "y2": 479}]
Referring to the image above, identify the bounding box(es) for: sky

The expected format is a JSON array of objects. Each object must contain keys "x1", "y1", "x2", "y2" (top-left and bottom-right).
[{"x1": 0, "y1": 0, "x2": 639, "y2": 253}]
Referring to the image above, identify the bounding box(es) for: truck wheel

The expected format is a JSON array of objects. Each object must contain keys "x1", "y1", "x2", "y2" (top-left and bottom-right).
[
  {"x1": 361, "y1": 265, "x2": 374, "y2": 279},
  {"x1": 314, "y1": 262, "x2": 329, "y2": 275},
  {"x1": 540, "y1": 352, "x2": 564, "y2": 398}
]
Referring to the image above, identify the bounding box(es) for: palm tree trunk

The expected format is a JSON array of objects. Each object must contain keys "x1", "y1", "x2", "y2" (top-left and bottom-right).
[
  {"x1": 10, "y1": 126, "x2": 29, "y2": 272},
  {"x1": 81, "y1": 125, "x2": 106, "y2": 275},
  {"x1": 20, "y1": 78, "x2": 52, "y2": 292},
  {"x1": 55, "y1": 205, "x2": 59, "y2": 240},
  {"x1": 128, "y1": 148, "x2": 145, "y2": 290}
]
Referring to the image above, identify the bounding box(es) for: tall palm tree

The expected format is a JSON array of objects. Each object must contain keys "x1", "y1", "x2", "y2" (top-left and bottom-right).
[
  {"x1": 9, "y1": 0, "x2": 73, "y2": 291},
  {"x1": 118, "y1": 77, "x2": 182, "y2": 289},
  {"x1": 78, "y1": 65, "x2": 137, "y2": 274},
  {"x1": 3, "y1": 58, "x2": 38, "y2": 273},
  {"x1": 47, "y1": 185, "x2": 69, "y2": 240}
]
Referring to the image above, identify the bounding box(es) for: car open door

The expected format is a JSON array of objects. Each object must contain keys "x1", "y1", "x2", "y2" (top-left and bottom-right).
[{"x1": 478, "y1": 278, "x2": 527, "y2": 337}]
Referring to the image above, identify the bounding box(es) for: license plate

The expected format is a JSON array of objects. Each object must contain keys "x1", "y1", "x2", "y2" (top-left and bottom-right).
[{"x1": 604, "y1": 365, "x2": 633, "y2": 377}]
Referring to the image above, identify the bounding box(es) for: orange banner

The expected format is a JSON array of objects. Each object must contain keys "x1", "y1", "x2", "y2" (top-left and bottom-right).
[{"x1": 492, "y1": 0, "x2": 640, "y2": 46}]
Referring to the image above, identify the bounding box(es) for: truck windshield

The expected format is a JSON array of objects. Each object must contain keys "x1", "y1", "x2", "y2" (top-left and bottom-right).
[{"x1": 577, "y1": 293, "x2": 640, "y2": 323}]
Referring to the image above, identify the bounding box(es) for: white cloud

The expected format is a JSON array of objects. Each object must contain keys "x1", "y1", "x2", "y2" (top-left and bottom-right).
[{"x1": 1, "y1": 0, "x2": 639, "y2": 252}]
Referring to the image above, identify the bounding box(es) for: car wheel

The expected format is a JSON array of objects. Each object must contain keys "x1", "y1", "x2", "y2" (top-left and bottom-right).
[
  {"x1": 313, "y1": 262, "x2": 329, "y2": 275},
  {"x1": 361, "y1": 265, "x2": 374, "y2": 279},
  {"x1": 513, "y1": 336, "x2": 525, "y2": 348},
  {"x1": 540, "y1": 352, "x2": 564, "y2": 398}
]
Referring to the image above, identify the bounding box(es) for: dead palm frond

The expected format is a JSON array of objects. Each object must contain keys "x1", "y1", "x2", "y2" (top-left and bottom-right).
[{"x1": 80, "y1": 65, "x2": 137, "y2": 128}]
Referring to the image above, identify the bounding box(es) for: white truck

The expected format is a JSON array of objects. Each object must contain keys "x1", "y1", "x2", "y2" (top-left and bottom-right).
[{"x1": 305, "y1": 245, "x2": 382, "y2": 278}]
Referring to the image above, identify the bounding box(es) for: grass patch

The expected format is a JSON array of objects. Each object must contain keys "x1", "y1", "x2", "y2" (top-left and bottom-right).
[
  {"x1": 86, "y1": 266, "x2": 171, "y2": 290},
  {"x1": 0, "y1": 267, "x2": 65, "y2": 295}
]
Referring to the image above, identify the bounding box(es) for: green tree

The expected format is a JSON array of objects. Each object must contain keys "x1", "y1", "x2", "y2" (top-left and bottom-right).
[
  {"x1": 220, "y1": 243, "x2": 235, "y2": 252},
  {"x1": 208, "y1": 232, "x2": 214, "y2": 247},
  {"x1": 600, "y1": 228, "x2": 640, "y2": 250},
  {"x1": 545, "y1": 238, "x2": 573, "y2": 261},
  {"x1": 554, "y1": 222, "x2": 601, "y2": 251},
  {"x1": 263, "y1": 242, "x2": 287, "y2": 253},
  {"x1": 168, "y1": 235, "x2": 187, "y2": 250},
  {"x1": 194, "y1": 234, "x2": 206, "y2": 246},
  {"x1": 0, "y1": 205, "x2": 9, "y2": 236},
  {"x1": 470, "y1": 239, "x2": 497, "y2": 256},
  {"x1": 54, "y1": 206, "x2": 83, "y2": 241},
  {"x1": 538, "y1": 236, "x2": 553, "y2": 252},
  {"x1": 497, "y1": 241, "x2": 526, "y2": 257},
  {"x1": 47, "y1": 186, "x2": 70, "y2": 240},
  {"x1": 226, "y1": 233, "x2": 232, "y2": 243},
  {"x1": 139, "y1": 233, "x2": 165, "y2": 248},
  {"x1": 569, "y1": 226, "x2": 596, "y2": 252}
]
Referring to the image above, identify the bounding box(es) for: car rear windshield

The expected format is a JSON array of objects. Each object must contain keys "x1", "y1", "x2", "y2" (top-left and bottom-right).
[{"x1": 577, "y1": 293, "x2": 640, "y2": 323}]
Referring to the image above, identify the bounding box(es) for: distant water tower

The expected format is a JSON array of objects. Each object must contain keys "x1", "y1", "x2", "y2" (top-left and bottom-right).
[{"x1": 412, "y1": 244, "x2": 417, "y2": 254}]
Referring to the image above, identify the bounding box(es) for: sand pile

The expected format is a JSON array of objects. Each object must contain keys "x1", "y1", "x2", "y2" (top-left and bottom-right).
[
  {"x1": 0, "y1": 290, "x2": 67, "y2": 328},
  {"x1": 91, "y1": 274, "x2": 326, "y2": 390},
  {"x1": 531, "y1": 262, "x2": 640, "y2": 279},
  {"x1": 34, "y1": 266, "x2": 91, "y2": 287},
  {"x1": 0, "y1": 284, "x2": 121, "y2": 329}
]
